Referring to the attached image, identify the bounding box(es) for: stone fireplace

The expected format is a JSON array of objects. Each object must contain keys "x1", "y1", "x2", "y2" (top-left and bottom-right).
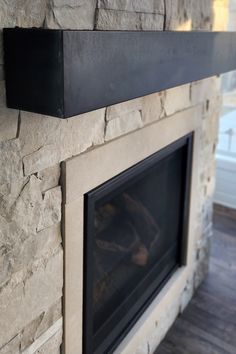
[{"x1": 0, "y1": 1, "x2": 226, "y2": 354}]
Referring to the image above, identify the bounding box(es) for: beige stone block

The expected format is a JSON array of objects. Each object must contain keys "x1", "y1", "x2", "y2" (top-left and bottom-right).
[
  {"x1": 10, "y1": 224, "x2": 61, "y2": 276},
  {"x1": 20, "y1": 108, "x2": 105, "y2": 174},
  {"x1": 136, "y1": 299, "x2": 180, "y2": 354},
  {"x1": 194, "y1": 234, "x2": 211, "y2": 289},
  {"x1": 0, "y1": 81, "x2": 18, "y2": 142},
  {"x1": 11, "y1": 175, "x2": 43, "y2": 235},
  {"x1": 34, "y1": 328, "x2": 62, "y2": 354},
  {"x1": 0, "y1": 248, "x2": 63, "y2": 349},
  {"x1": 105, "y1": 110, "x2": 143, "y2": 141},
  {"x1": 179, "y1": 277, "x2": 194, "y2": 313},
  {"x1": 0, "y1": 139, "x2": 23, "y2": 185},
  {"x1": 1, "y1": 181, "x2": 61, "y2": 283},
  {"x1": 23, "y1": 145, "x2": 61, "y2": 176},
  {"x1": 0, "y1": 216, "x2": 23, "y2": 253},
  {"x1": 0, "y1": 334, "x2": 21, "y2": 354},
  {"x1": 19, "y1": 112, "x2": 61, "y2": 157},
  {"x1": 202, "y1": 95, "x2": 222, "y2": 119},
  {"x1": 106, "y1": 98, "x2": 142, "y2": 121},
  {"x1": 63, "y1": 108, "x2": 105, "y2": 158},
  {"x1": 0, "y1": 231, "x2": 12, "y2": 286},
  {"x1": 0, "y1": 177, "x2": 28, "y2": 219},
  {"x1": 96, "y1": 8, "x2": 163, "y2": 30},
  {"x1": 201, "y1": 108, "x2": 220, "y2": 147},
  {"x1": 0, "y1": 0, "x2": 47, "y2": 28},
  {"x1": 165, "y1": 0, "x2": 193, "y2": 30},
  {"x1": 163, "y1": 84, "x2": 191, "y2": 117},
  {"x1": 140, "y1": 12, "x2": 164, "y2": 30},
  {"x1": 37, "y1": 165, "x2": 60, "y2": 193},
  {"x1": 98, "y1": 0, "x2": 165, "y2": 14},
  {"x1": 165, "y1": 0, "x2": 213, "y2": 31},
  {"x1": 191, "y1": 0, "x2": 213, "y2": 31},
  {"x1": 191, "y1": 77, "x2": 221, "y2": 106},
  {"x1": 45, "y1": 0, "x2": 96, "y2": 29},
  {"x1": 37, "y1": 187, "x2": 62, "y2": 232},
  {"x1": 141, "y1": 92, "x2": 163, "y2": 124},
  {"x1": 21, "y1": 300, "x2": 62, "y2": 351}
]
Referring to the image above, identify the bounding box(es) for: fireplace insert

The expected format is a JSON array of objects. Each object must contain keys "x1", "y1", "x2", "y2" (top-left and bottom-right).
[{"x1": 83, "y1": 133, "x2": 193, "y2": 354}]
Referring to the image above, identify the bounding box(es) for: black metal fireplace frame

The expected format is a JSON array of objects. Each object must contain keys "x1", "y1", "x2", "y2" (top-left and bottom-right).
[{"x1": 83, "y1": 133, "x2": 193, "y2": 354}]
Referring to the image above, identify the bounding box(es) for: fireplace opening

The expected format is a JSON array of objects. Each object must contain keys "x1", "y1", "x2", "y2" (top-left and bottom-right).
[{"x1": 83, "y1": 134, "x2": 193, "y2": 354}]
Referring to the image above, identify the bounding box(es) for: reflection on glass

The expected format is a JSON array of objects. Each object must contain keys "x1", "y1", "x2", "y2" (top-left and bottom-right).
[{"x1": 92, "y1": 147, "x2": 185, "y2": 334}]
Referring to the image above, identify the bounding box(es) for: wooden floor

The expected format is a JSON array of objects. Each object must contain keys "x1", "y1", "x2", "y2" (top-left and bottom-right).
[{"x1": 155, "y1": 213, "x2": 236, "y2": 354}]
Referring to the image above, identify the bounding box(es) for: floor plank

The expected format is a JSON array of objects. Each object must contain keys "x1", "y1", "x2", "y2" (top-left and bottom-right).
[{"x1": 155, "y1": 213, "x2": 236, "y2": 354}]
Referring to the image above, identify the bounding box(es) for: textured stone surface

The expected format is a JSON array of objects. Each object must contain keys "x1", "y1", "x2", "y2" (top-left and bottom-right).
[
  {"x1": 105, "y1": 110, "x2": 143, "y2": 141},
  {"x1": 191, "y1": 77, "x2": 221, "y2": 106},
  {"x1": 45, "y1": 0, "x2": 96, "y2": 29},
  {"x1": 194, "y1": 229, "x2": 212, "y2": 289},
  {"x1": 35, "y1": 328, "x2": 62, "y2": 354},
  {"x1": 165, "y1": 0, "x2": 193, "y2": 30},
  {"x1": 2, "y1": 223, "x2": 61, "y2": 286},
  {"x1": 162, "y1": 84, "x2": 191, "y2": 117},
  {"x1": 0, "y1": 175, "x2": 61, "y2": 286},
  {"x1": 20, "y1": 108, "x2": 105, "y2": 175},
  {"x1": 19, "y1": 113, "x2": 61, "y2": 157},
  {"x1": 0, "y1": 301, "x2": 61, "y2": 353},
  {"x1": 0, "y1": 248, "x2": 63, "y2": 348},
  {"x1": 63, "y1": 108, "x2": 105, "y2": 156},
  {"x1": 11, "y1": 176, "x2": 43, "y2": 234},
  {"x1": 179, "y1": 277, "x2": 194, "y2": 313},
  {"x1": 37, "y1": 165, "x2": 61, "y2": 193},
  {"x1": 23, "y1": 145, "x2": 61, "y2": 177},
  {"x1": 0, "y1": 334, "x2": 21, "y2": 354},
  {"x1": 98, "y1": 0, "x2": 165, "y2": 14},
  {"x1": 106, "y1": 98, "x2": 143, "y2": 121},
  {"x1": 0, "y1": 177, "x2": 30, "y2": 220},
  {"x1": 0, "y1": 81, "x2": 18, "y2": 143},
  {"x1": 135, "y1": 298, "x2": 180, "y2": 354},
  {"x1": 20, "y1": 109, "x2": 105, "y2": 175},
  {"x1": 191, "y1": 0, "x2": 214, "y2": 31},
  {"x1": 0, "y1": 139, "x2": 22, "y2": 185},
  {"x1": 96, "y1": 8, "x2": 164, "y2": 30},
  {"x1": 0, "y1": 0, "x2": 47, "y2": 27},
  {"x1": 21, "y1": 300, "x2": 62, "y2": 351},
  {"x1": 37, "y1": 187, "x2": 62, "y2": 232},
  {"x1": 141, "y1": 92, "x2": 164, "y2": 124},
  {"x1": 165, "y1": 0, "x2": 213, "y2": 31}
]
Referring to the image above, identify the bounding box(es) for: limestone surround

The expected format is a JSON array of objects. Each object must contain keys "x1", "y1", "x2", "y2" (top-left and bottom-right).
[
  {"x1": 62, "y1": 105, "x2": 200, "y2": 353},
  {"x1": 0, "y1": 1, "x2": 224, "y2": 353}
]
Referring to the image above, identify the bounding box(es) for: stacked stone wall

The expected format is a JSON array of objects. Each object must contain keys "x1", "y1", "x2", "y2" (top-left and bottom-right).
[{"x1": 0, "y1": 1, "x2": 224, "y2": 353}]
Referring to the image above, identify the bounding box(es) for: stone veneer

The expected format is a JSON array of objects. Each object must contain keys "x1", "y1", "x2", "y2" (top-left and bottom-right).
[{"x1": 0, "y1": 1, "x2": 226, "y2": 353}]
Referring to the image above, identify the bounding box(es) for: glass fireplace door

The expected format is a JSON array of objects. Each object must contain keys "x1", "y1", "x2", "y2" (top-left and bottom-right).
[{"x1": 84, "y1": 134, "x2": 193, "y2": 354}]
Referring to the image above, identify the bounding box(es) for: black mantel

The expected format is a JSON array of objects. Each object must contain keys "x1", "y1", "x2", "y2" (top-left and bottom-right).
[{"x1": 3, "y1": 28, "x2": 236, "y2": 118}]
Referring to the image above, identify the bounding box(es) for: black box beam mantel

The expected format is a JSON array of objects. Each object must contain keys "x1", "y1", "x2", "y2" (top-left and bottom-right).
[{"x1": 3, "y1": 28, "x2": 236, "y2": 118}]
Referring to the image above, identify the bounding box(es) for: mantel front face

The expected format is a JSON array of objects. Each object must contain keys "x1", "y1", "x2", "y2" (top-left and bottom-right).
[{"x1": 3, "y1": 29, "x2": 236, "y2": 118}]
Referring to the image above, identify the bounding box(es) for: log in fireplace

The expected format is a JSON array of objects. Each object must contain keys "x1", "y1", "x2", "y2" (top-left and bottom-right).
[{"x1": 83, "y1": 134, "x2": 193, "y2": 354}]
